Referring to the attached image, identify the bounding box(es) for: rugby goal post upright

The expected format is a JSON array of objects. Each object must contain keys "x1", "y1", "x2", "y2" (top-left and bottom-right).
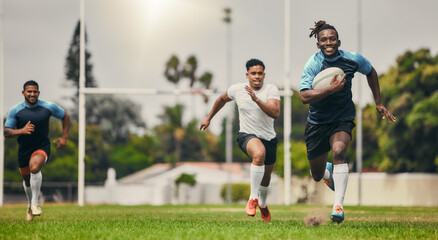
[
  {"x1": 0, "y1": 0, "x2": 4, "y2": 206},
  {"x1": 283, "y1": 0, "x2": 292, "y2": 205}
]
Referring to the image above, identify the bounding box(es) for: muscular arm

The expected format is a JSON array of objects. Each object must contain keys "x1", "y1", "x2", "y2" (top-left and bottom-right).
[
  {"x1": 53, "y1": 112, "x2": 71, "y2": 149},
  {"x1": 257, "y1": 98, "x2": 281, "y2": 118},
  {"x1": 4, "y1": 121, "x2": 34, "y2": 138},
  {"x1": 366, "y1": 67, "x2": 396, "y2": 123},
  {"x1": 245, "y1": 86, "x2": 280, "y2": 118},
  {"x1": 300, "y1": 73, "x2": 346, "y2": 104},
  {"x1": 61, "y1": 112, "x2": 70, "y2": 139},
  {"x1": 199, "y1": 92, "x2": 232, "y2": 131}
]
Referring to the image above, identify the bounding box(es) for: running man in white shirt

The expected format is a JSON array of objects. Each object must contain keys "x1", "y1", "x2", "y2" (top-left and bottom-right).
[{"x1": 200, "y1": 59, "x2": 280, "y2": 222}]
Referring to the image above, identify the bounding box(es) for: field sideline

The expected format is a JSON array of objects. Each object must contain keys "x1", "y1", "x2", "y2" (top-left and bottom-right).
[{"x1": 0, "y1": 204, "x2": 437, "y2": 239}]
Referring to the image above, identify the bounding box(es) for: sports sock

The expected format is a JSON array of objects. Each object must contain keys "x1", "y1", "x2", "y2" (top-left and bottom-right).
[
  {"x1": 30, "y1": 172, "x2": 42, "y2": 205},
  {"x1": 258, "y1": 185, "x2": 269, "y2": 208},
  {"x1": 22, "y1": 180, "x2": 32, "y2": 207},
  {"x1": 310, "y1": 169, "x2": 330, "y2": 180},
  {"x1": 323, "y1": 169, "x2": 330, "y2": 180},
  {"x1": 249, "y1": 164, "x2": 265, "y2": 199},
  {"x1": 333, "y1": 163, "x2": 349, "y2": 208}
]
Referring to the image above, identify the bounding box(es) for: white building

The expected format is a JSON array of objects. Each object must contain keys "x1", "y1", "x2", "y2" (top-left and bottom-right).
[{"x1": 85, "y1": 162, "x2": 281, "y2": 205}]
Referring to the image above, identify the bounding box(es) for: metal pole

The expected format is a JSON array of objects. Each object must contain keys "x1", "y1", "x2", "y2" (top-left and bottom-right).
[
  {"x1": 78, "y1": 0, "x2": 86, "y2": 206},
  {"x1": 356, "y1": 0, "x2": 363, "y2": 206},
  {"x1": 0, "y1": 0, "x2": 4, "y2": 206},
  {"x1": 283, "y1": 0, "x2": 292, "y2": 205},
  {"x1": 223, "y1": 8, "x2": 232, "y2": 205}
]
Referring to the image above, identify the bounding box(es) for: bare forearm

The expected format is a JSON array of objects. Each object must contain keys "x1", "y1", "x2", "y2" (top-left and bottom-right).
[
  {"x1": 300, "y1": 88, "x2": 335, "y2": 104},
  {"x1": 4, "y1": 127, "x2": 23, "y2": 138},
  {"x1": 206, "y1": 97, "x2": 228, "y2": 121},
  {"x1": 254, "y1": 99, "x2": 280, "y2": 119},
  {"x1": 61, "y1": 113, "x2": 71, "y2": 139},
  {"x1": 366, "y1": 67, "x2": 382, "y2": 105}
]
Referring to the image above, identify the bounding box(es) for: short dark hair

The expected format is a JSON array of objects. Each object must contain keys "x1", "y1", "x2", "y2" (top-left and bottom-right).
[
  {"x1": 309, "y1": 20, "x2": 339, "y2": 41},
  {"x1": 246, "y1": 59, "x2": 265, "y2": 71},
  {"x1": 23, "y1": 80, "x2": 39, "y2": 90}
]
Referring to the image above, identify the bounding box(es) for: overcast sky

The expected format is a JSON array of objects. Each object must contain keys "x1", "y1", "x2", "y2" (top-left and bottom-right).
[{"x1": 2, "y1": 0, "x2": 438, "y2": 134}]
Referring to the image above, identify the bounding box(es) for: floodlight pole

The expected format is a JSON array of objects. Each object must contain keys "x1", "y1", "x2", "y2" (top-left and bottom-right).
[
  {"x1": 283, "y1": 0, "x2": 292, "y2": 205},
  {"x1": 356, "y1": 0, "x2": 363, "y2": 206},
  {"x1": 78, "y1": 0, "x2": 86, "y2": 206},
  {"x1": 0, "y1": 0, "x2": 4, "y2": 207}
]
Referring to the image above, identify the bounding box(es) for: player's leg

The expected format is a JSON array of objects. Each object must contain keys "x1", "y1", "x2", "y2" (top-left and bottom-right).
[
  {"x1": 305, "y1": 122, "x2": 333, "y2": 189},
  {"x1": 329, "y1": 130, "x2": 351, "y2": 223},
  {"x1": 28, "y1": 150, "x2": 47, "y2": 216},
  {"x1": 258, "y1": 163, "x2": 274, "y2": 222},
  {"x1": 19, "y1": 166, "x2": 33, "y2": 221},
  {"x1": 245, "y1": 137, "x2": 266, "y2": 216}
]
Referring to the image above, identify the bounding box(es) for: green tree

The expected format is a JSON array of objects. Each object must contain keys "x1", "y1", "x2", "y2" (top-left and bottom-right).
[
  {"x1": 360, "y1": 48, "x2": 438, "y2": 172},
  {"x1": 64, "y1": 21, "x2": 97, "y2": 97},
  {"x1": 164, "y1": 55, "x2": 214, "y2": 102},
  {"x1": 64, "y1": 20, "x2": 145, "y2": 143},
  {"x1": 109, "y1": 134, "x2": 158, "y2": 178}
]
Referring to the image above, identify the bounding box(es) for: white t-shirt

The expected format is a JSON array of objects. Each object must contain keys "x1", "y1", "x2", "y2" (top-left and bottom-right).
[{"x1": 227, "y1": 82, "x2": 280, "y2": 141}]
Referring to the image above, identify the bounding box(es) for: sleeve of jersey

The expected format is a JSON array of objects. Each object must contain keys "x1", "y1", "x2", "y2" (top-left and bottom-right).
[
  {"x1": 4, "y1": 108, "x2": 18, "y2": 128},
  {"x1": 227, "y1": 83, "x2": 239, "y2": 100},
  {"x1": 300, "y1": 55, "x2": 321, "y2": 91},
  {"x1": 351, "y1": 52, "x2": 372, "y2": 75},
  {"x1": 47, "y1": 102, "x2": 66, "y2": 119},
  {"x1": 267, "y1": 85, "x2": 281, "y2": 100}
]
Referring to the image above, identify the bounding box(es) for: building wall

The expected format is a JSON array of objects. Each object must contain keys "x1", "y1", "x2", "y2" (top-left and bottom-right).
[
  {"x1": 85, "y1": 172, "x2": 438, "y2": 206},
  {"x1": 290, "y1": 173, "x2": 438, "y2": 207}
]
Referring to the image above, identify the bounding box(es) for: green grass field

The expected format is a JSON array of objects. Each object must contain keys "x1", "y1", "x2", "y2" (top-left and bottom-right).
[{"x1": 0, "y1": 204, "x2": 437, "y2": 240}]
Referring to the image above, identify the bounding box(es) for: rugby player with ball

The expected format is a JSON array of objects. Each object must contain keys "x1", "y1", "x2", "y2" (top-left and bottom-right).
[{"x1": 300, "y1": 21, "x2": 396, "y2": 223}]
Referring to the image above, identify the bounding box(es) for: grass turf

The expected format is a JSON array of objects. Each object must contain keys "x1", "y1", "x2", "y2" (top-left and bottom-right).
[{"x1": 0, "y1": 204, "x2": 437, "y2": 239}]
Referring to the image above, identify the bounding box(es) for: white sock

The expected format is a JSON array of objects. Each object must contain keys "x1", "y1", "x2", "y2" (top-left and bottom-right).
[
  {"x1": 22, "y1": 181, "x2": 32, "y2": 207},
  {"x1": 333, "y1": 163, "x2": 349, "y2": 208},
  {"x1": 323, "y1": 169, "x2": 330, "y2": 180},
  {"x1": 309, "y1": 169, "x2": 330, "y2": 180},
  {"x1": 250, "y1": 164, "x2": 265, "y2": 199},
  {"x1": 258, "y1": 185, "x2": 269, "y2": 208},
  {"x1": 30, "y1": 172, "x2": 42, "y2": 205}
]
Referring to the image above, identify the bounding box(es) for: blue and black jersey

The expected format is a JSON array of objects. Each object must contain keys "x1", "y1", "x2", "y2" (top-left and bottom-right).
[
  {"x1": 5, "y1": 100, "x2": 65, "y2": 154},
  {"x1": 300, "y1": 50, "x2": 372, "y2": 124}
]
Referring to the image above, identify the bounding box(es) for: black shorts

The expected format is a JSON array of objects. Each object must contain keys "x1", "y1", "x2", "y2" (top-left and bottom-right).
[
  {"x1": 237, "y1": 132, "x2": 278, "y2": 165},
  {"x1": 304, "y1": 120, "x2": 355, "y2": 160},
  {"x1": 18, "y1": 143, "x2": 51, "y2": 168}
]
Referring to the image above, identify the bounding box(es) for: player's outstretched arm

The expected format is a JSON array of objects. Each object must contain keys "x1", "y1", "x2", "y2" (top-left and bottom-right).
[
  {"x1": 53, "y1": 112, "x2": 71, "y2": 149},
  {"x1": 199, "y1": 92, "x2": 232, "y2": 131},
  {"x1": 366, "y1": 67, "x2": 396, "y2": 123},
  {"x1": 4, "y1": 121, "x2": 35, "y2": 138},
  {"x1": 300, "y1": 73, "x2": 346, "y2": 104}
]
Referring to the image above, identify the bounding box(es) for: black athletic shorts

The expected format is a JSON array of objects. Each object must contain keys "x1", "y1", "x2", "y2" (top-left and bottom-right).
[
  {"x1": 237, "y1": 132, "x2": 278, "y2": 165},
  {"x1": 304, "y1": 120, "x2": 355, "y2": 160},
  {"x1": 18, "y1": 142, "x2": 51, "y2": 168}
]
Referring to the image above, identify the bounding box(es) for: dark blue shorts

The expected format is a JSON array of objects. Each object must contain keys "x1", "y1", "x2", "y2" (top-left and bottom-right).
[
  {"x1": 237, "y1": 132, "x2": 278, "y2": 165},
  {"x1": 18, "y1": 142, "x2": 51, "y2": 168},
  {"x1": 304, "y1": 120, "x2": 355, "y2": 160}
]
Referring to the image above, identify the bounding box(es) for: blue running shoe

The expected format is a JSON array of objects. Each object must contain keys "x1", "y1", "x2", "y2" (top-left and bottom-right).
[
  {"x1": 330, "y1": 205, "x2": 344, "y2": 223},
  {"x1": 324, "y1": 162, "x2": 335, "y2": 191}
]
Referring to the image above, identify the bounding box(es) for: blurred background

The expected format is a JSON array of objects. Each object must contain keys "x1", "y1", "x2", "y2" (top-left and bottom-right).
[{"x1": 1, "y1": 0, "x2": 437, "y2": 206}]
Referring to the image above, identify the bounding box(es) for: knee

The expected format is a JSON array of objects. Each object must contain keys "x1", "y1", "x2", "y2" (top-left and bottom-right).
[
  {"x1": 251, "y1": 150, "x2": 265, "y2": 165},
  {"x1": 29, "y1": 166, "x2": 41, "y2": 174},
  {"x1": 332, "y1": 146, "x2": 346, "y2": 163},
  {"x1": 312, "y1": 175, "x2": 323, "y2": 182},
  {"x1": 310, "y1": 170, "x2": 323, "y2": 182}
]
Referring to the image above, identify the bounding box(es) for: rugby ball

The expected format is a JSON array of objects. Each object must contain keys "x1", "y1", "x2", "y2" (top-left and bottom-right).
[{"x1": 312, "y1": 67, "x2": 345, "y2": 90}]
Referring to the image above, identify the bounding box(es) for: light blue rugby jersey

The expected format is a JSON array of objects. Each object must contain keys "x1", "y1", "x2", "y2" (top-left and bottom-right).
[
  {"x1": 300, "y1": 50, "x2": 372, "y2": 124},
  {"x1": 5, "y1": 100, "x2": 65, "y2": 152}
]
